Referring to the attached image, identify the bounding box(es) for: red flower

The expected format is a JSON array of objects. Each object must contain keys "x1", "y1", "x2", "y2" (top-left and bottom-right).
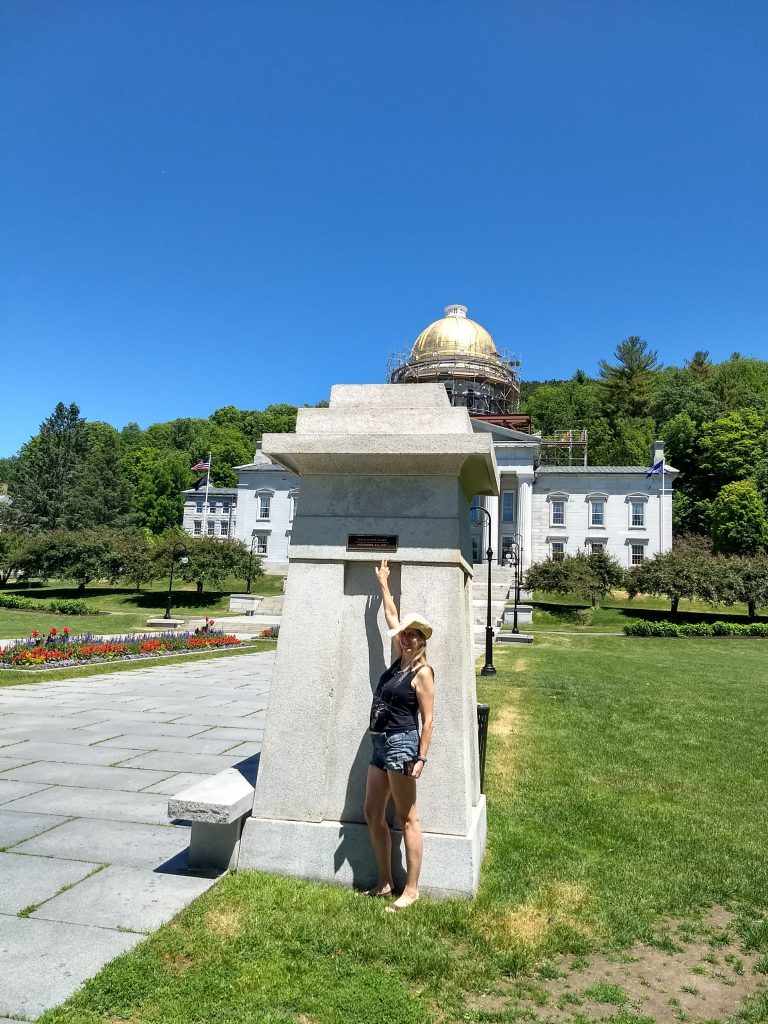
[
  {"x1": 63, "y1": 627, "x2": 70, "y2": 636},
  {"x1": 30, "y1": 630, "x2": 39, "y2": 638},
  {"x1": 49, "y1": 628, "x2": 58, "y2": 636}
]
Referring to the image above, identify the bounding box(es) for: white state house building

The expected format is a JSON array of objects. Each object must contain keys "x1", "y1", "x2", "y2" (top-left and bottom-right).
[{"x1": 182, "y1": 304, "x2": 675, "y2": 572}]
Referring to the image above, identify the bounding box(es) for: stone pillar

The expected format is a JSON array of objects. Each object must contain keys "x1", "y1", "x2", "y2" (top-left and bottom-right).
[{"x1": 238, "y1": 384, "x2": 499, "y2": 898}]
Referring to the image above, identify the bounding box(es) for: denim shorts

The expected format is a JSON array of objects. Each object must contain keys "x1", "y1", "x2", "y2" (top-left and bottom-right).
[{"x1": 369, "y1": 729, "x2": 420, "y2": 773}]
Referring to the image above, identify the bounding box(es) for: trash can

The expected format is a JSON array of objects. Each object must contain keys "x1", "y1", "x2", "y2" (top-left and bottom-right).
[{"x1": 477, "y1": 703, "x2": 490, "y2": 793}]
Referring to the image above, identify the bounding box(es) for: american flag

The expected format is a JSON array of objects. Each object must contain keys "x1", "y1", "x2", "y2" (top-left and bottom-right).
[{"x1": 191, "y1": 457, "x2": 211, "y2": 472}]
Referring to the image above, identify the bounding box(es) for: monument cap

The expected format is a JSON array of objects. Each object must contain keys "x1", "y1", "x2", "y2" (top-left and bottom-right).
[{"x1": 388, "y1": 613, "x2": 434, "y2": 641}]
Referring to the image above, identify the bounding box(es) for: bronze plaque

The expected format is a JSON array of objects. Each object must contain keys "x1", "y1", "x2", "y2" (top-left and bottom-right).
[{"x1": 347, "y1": 534, "x2": 398, "y2": 552}]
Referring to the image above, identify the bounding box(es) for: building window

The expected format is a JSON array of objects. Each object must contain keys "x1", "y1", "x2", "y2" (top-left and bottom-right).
[
  {"x1": 255, "y1": 533, "x2": 268, "y2": 555},
  {"x1": 551, "y1": 541, "x2": 565, "y2": 561},
  {"x1": 470, "y1": 502, "x2": 480, "y2": 524},
  {"x1": 589, "y1": 542, "x2": 605, "y2": 554},
  {"x1": 207, "y1": 520, "x2": 215, "y2": 536},
  {"x1": 222, "y1": 500, "x2": 230, "y2": 514},
  {"x1": 551, "y1": 500, "x2": 565, "y2": 526},
  {"x1": 209, "y1": 501, "x2": 217, "y2": 515},
  {"x1": 631, "y1": 544, "x2": 645, "y2": 565},
  {"x1": 193, "y1": 520, "x2": 202, "y2": 536},
  {"x1": 631, "y1": 501, "x2": 645, "y2": 527},
  {"x1": 289, "y1": 492, "x2": 299, "y2": 522},
  {"x1": 259, "y1": 496, "x2": 271, "y2": 520},
  {"x1": 471, "y1": 536, "x2": 480, "y2": 563},
  {"x1": 501, "y1": 491, "x2": 515, "y2": 523},
  {"x1": 220, "y1": 521, "x2": 229, "y2": 537},
  {"x1": 590, "y1": 500, "x2": 605, "y2": 527},
  {"x1": 195, "y1": 500, "x2": 203, "y2": 514}
]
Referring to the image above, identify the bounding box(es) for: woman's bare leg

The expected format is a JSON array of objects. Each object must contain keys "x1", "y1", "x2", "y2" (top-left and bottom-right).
[
  {"x1": 364, "y1": 765, "x2": 393, "y2": 894},
  {"x1": 388, "y1": 769, "x2": 422, "y2": 907}
]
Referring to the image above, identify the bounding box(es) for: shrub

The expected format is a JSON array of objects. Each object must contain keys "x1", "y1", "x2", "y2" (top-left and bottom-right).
[
  {"x1": 0, "y1": 594, "x2": 94, "y2": 615},
  {"x1": 47, "y1": 599, "x2": 91, "y2": 615},
  {"x1": 624, "y1": 619, "x2": 768, "y2": 638}
]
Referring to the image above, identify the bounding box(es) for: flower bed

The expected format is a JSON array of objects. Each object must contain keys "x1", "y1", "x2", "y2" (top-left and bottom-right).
[{"x1": 1, "y1": 628, "x2": 242, "y2": 670}]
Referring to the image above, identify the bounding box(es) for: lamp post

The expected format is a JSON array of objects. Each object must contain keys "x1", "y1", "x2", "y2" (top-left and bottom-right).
[
  {"x1": 513, "y1": 532, "x2": 524, "y2": 609},
  {"x1": 470, "y1": 504, "x2": 496, "y2": 676},
  {"x1": 507, "y1": 544, "x2": 521, "y2": 634},
  {"x1": 164, "y1": 543, "x2": 189, "y2": 620},
  {"x1": 246, "y1": 531, "x2": 257, "y2": 595}
]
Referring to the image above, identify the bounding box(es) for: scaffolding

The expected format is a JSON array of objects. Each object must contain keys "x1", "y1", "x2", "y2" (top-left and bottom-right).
[
  {"x1": 387, "y1": 349, "x2": 521, "y2": 415},
  {"x1": 537, "y1": 429, "x2": 589, "y2": 466}
]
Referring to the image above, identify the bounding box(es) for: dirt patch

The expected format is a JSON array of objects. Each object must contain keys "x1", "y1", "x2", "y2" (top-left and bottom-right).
[
  {"x1": 466, "y1": 906, "x2": 768, "y2": 1023},
  {"x1": 489, "y1": 691, "x2": 523, "y2": 738},
  {"x1": 204, "y1": 906, "x2": 243, "y2": 940},
  {"x1": 161, "y1": 951, "x2": 197, "y2": 975},
  {"x1": 479, "y1": 883, "x2": 594, "y2": 951}
]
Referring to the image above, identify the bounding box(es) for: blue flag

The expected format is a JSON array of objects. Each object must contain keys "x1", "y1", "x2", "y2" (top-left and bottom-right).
[{"x1": 645, "y1": 460, "x2": 664, "y2": 476}]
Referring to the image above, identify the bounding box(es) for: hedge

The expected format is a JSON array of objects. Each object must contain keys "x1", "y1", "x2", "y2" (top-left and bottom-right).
[
  {"x1": 624, "y1": 619, "x2": 768, "y2": 638},
  {"x1": 0, "y1": 594, "x2": 94, "y2": 615}
]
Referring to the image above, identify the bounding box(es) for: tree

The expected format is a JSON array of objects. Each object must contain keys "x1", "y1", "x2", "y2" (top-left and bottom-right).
[
  {"x1": 121, "y1": 448, "x2": 191, "y2": 534},
  {"x1": 730, "y1": 556, "x2": 768, "y2": 620},
  {"x1": 0, "y1": 533, "x2": 30, "y2": 588},
  {"x1": 10, "y1": 403, "x2": 89, "y2": 531},
  {"x1": 66, "y1": 422, "x2": 131, "y2": 529},
  {"x1": 588, "y1": 416, "x2": 656, "y2": 467},
  {"x1": 626, "y1": 550, "x2": 703, "y2": 615},
  {"x1": 698, "y1": 410, "x2": 767, "y2": 496},
  {"x1": 598, "y1": 336, "x2": 661, "y2": 419},
  {"x1": 710, "y1": 481, "x2": 768, "y2": 556},
  {"x1": 177, "y1": 537, "x2": 254, "y2": 595},
  {"x1": 22, "y1": 530, "x2": 118, "y2": 590},
  {"x1": 110, "y1": 529, "x2": 161, "y2": 591},
  {"x1": 525, "y1": 552, "x2": 625, "y2": 608}
]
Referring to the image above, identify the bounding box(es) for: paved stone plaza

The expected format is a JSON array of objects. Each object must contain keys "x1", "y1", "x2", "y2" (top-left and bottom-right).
[{"x1": 0, "y1": 651, "x2": 274, "y2": 1021}]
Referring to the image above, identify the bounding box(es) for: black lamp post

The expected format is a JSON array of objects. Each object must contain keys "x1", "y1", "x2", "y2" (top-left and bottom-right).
[
  {"x1": 470, "y1": 504, "x2": 496, "y2": 676},
  {"x1": 507, "y1": 543, "x2": 521, "y2": 634},
  {"x1": 513, "y1": 531, "x2": 524, "y2": 609},
  {"x1": 246, "y1": 532, "x2": 257, "y2": 595},
  {"x1": 164, "y1": 543, "x2": 189, "y2": 620}
]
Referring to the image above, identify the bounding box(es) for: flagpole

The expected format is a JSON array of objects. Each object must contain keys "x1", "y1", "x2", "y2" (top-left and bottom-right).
[
  {"x1": 203, "y1": 452, "x2": 212, "y2": 537},
  {"x1": 660, "y1": 461, "x2": 665, "y2": 553}
]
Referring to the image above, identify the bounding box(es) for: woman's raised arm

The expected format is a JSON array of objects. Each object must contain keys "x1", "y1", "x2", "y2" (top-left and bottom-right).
[{"x1": 374, "y1": 558, "x2": 400, "y2": 633}]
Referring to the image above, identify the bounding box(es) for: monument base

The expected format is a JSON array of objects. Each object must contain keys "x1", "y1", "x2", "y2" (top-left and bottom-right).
[{"x1": 238, "y1": 796, "x2": 486, "y2": 900}]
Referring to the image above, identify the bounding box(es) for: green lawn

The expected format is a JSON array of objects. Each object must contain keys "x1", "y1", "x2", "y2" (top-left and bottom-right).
[
  {"x1": 520, "y1": 590, "x2": 768, "y2": 634},
  {"x1": 39, "y1": 635, "x2": 768, "y2": 1023},
  {"x1": 0, "y1": 575, "x2": 285, "y2": 639}
]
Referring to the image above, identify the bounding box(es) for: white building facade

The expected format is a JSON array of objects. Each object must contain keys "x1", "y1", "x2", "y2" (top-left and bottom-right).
[{"x1": 181, "y1": 306, "x2": 676, "y2": 571}]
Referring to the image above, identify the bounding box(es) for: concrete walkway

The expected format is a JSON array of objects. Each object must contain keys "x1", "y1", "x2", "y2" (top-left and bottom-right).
[{"x1": 0, "y1": 650, "x2": 274, "y2": 1021}]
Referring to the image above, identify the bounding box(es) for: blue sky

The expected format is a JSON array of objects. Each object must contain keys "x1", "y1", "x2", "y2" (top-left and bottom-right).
[{"x1": 2, "y1": 0, "x2": 767, "y2": 455}]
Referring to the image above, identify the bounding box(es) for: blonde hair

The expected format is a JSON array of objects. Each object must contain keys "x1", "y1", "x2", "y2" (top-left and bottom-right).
[{"x1": 404, "y1": 630, "x2": 429, "y2": 672}]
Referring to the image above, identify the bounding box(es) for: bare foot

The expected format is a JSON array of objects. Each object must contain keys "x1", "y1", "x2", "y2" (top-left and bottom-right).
[
  {"x1": 385, "y1": 892, "x2": 419, "y2": 912},
  {"x1": 365, "y1": 883, "x2": 393, "y2": 897}
]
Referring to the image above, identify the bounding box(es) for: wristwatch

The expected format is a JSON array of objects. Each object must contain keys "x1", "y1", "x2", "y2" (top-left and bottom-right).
[{"x1": 415, "y1": 756, "x2": 427, "y2": 764}]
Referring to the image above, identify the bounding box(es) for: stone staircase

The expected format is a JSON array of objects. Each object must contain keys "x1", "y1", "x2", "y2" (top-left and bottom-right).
[{"x1": 472, "y1": 566, "x2": 515, "y2": 657}]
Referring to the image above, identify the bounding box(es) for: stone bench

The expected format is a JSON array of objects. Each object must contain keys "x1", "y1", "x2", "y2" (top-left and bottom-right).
[
  {"x1": 146, "y1": 617, "x2": 185, "y2": 630},
  {"x1": 168, "y1": 767, "x2": 255, "y2": 871}
]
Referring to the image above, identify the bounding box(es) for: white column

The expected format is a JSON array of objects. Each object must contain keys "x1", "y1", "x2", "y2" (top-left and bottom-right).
[
  {"x1": 517, "y1": 472, "x2": 534, "y2": 571},
  {"x1": 485, "y1": 493, "x2": 500, "y2": 565}
]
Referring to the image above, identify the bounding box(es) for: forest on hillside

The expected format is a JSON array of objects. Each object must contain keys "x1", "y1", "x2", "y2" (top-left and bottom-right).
[{"x1": 2, "y1": 337, "x2": 768, "y2": 546}]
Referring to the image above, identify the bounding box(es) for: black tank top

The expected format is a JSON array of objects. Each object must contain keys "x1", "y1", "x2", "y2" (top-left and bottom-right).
[{"x1": 375, "y1": 659, "x2": 420, "y2": 734}]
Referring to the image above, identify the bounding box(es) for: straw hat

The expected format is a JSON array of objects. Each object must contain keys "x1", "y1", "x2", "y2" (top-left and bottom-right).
[{"x1": 388, "y1": 613, "x2": 434, "y2": 640}]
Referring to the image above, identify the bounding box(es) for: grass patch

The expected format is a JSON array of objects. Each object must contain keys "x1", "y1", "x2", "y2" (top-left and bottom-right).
[
  {"x1": 0, "y1": 576, "x2": 285, "y2": 638},
  {"x1": 39, "y1": 634, "x2": 768, "y2": 1023},
  {"x1": 0, "y1": 640, "x2": 275, "y2": 687}
]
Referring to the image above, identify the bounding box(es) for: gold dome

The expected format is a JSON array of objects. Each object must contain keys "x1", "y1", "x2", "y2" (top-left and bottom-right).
[{"x1": 410, "y1": 304, "x2": 499, "y2": 363}]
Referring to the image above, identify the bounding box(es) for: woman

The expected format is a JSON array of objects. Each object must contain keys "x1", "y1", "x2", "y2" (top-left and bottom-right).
[{"x1": 364, "y1": 557, "x2": 435, "y2": 911}]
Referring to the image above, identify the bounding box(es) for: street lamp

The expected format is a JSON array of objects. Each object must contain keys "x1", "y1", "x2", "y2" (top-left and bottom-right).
[
  {"x1": 506, "y1": 542, "x2": 521, "y2": 634},
  {"x1": 164, "y1": 543, "x2": 189, "y2": 620},
  {"x1": 246, "y1": 531, "x2": 258, "y2": 595},
  {"x1": 470, "y1": 504, "x2": 496, "y2": 676}
]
